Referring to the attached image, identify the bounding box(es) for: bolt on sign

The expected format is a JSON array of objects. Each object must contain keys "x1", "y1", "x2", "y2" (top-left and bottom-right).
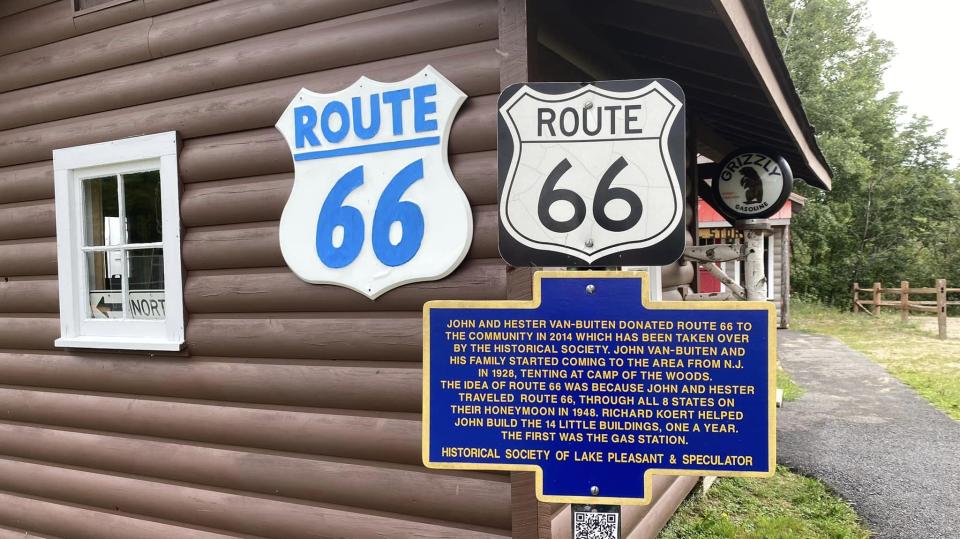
[
  {"x1": 422, "y1": 272, "x2": 776, "y2": 504},
  {"x1": 275, "y1": 66, "x2": 472, "y2": 298},
  {"x1": 497, "y1": 80, "x2": 686, "y2": 267},
  {"x1": 711, "y1": 148, "x2": 793, "y2": 221}
]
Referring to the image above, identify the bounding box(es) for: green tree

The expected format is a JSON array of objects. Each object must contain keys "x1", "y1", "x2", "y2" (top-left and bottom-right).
[{"x1": 765, "y1": 0, "x2": 960, "y2": 304}]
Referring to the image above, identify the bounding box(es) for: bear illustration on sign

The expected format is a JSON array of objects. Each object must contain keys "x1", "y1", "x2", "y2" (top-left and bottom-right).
[
  {"x1": 275, "y1": 66, "x2": 472, "y2": 299},
  {"x1": 740, "y1": 167, "x2": 764, "y2": 204}
]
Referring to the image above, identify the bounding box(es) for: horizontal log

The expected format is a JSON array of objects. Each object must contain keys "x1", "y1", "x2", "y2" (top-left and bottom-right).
[
  {"x1": 0, "y1": 238, "x2": 58, "y2": 277},
  {"x1": 73, "y1": 0, "x2": 215, "y2": 34},
  {"x1": 187, "y1": 314, "x2": 422, "y2": 360},
  {"x1": 0, "y1": 316, "x2": 59, "y2": 350},
  {"x1": 0, "y1": 350, "x2": 422, "y2": 410},
  {"x1": 0, "y1": 277, "x2": 58, "y2": 313},
  {"x1": 0, "y1": 0, "x2": 498, "y2": 130},
  {"x1": 661, "y1": 262, "x2": 695, "y2": 288},
  {"x1": 0, "y1": 19, "x2": 154, "y2": 93},
  {"x1": 178, "y1": 91, "x2": 497, "y2": 183},
  {"x1": 180, "y1": 151, "x2": 496, "y2": 227},
  {"x1": 145, "y1": 0, "x2": 405, "y2": 57},
  {"x1": 0, "y1": 457, "x2": 508, "y2": 538},
  {"x1": 627, "y1": 475, "x2": 698, "y2": 537},
  {"x1": 0, "y1": 200, "x2": 56, "y2": 241},
  {"x1": 0, "y1": 43, "x2": 499, "y2": 167},
  {"x1": 0, "y1": 422, "x2": 510, "y2": 530},
  {"x1": 0, "y1": 490, "x2": 243, "y2": 539},
  {"x1": 0, "y1": 1, "x2": 75, "y2": 57},
  {"x1": 180, "y1": 174, "x2": 291, "y2": 228},
  {"x1": 0, "y1": 0, "x2": 409, "y2": 91},
  {"x1": 185, "y1": 258, "x2": 506, "y2": 314},
  {"x1": 179, "y1": 128, "x2": 292, "y2": 183},
  {"x1": 0, "y1": 161, "x2": 53, "y2": 204},
  {"x1": 877, "y1": 287, "x2": 939, "y2": 294},
  {"x1": 661, "y1": 288, "x2": 684, "y2": 301},
  {"x1": 451, "y1": 151, "x2": 499, "y2": 206},
  {"x1": 182, "y1": 222, "x2": 283, "y2": 270},
  {"x1": 0, "y1": 523, "x2": 59, "y2": 539},
  {"x1": 0, "y1": 386, "x2": 422, "y2": 463},
  {"x1": 182, "y1": 204, "x2": 498, "y2": 270},
  {"x1": 0, "y1": 0, "x2": 57, "y2": 18},
  {"x1": 0, "y1": 0, "x2": 211, "y2": 57}
]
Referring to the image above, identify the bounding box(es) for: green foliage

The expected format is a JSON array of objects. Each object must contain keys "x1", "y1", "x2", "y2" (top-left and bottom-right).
[
  {"x1": 765, "y1": 0, "x2": 960, "y2": 304},
  {"x1": 660, "y1": 466, "x2": 871, "y2": 538},
  {"x1": 777, "y1": 366, "x2": 804, "y2": 402}
]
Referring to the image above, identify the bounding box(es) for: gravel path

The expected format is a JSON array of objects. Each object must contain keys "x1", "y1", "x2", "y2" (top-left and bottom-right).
[{"x1": 777, "y1": 330, "x2": 960, "y2": 539}]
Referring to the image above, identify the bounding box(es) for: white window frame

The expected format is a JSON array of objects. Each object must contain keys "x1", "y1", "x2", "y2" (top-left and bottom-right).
[{"x1": 53, "y1": 132, "x2": 184, "y2": 351}]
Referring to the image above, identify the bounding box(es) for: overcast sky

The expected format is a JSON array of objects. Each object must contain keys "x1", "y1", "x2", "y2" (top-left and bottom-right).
[{"x1": 866, "y1": 0, "x2": 960, "y2": 164}]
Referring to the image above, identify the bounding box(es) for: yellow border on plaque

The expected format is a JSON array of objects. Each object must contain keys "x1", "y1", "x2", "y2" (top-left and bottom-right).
[{"x1": 421, "y1": 270, "x2": 777, "y2": 506}]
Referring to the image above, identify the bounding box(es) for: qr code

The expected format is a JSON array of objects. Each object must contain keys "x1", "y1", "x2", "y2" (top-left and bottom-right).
[{"x1": 573, "y1": 511, "x2": 619, "y2": 539}]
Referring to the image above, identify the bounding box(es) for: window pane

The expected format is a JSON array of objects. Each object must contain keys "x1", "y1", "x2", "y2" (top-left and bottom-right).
[
  {"x1": 123, "y1": 170, "x2": 163, "y2": 244},
  {"x1": 86, "y1": 250, "x2": 123, "y2": 319},
  {"x1": 127, "y1": 248, "x2": 165, "y2": 320},
  {"x1": 83, "y1": 176, "x2": 121, "y2": 246}
]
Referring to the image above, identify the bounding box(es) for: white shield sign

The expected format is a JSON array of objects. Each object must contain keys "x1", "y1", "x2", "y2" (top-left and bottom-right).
[
  {"x1": 275, "y1": 66, "x2": 472, "y2": 298},
  {"x1": 498, "y1": 80, "x2": 685, "y2": 266}
]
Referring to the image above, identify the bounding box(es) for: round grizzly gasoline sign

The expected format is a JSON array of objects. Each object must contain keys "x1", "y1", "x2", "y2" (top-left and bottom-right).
[{"x1": 712, "y1": 148, "x2": 792, "y2": 220}]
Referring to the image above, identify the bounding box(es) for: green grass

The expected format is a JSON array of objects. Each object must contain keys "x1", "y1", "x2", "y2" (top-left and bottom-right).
[
  {"x1": 777, "y1": 366, "x2": 804, "y2": 402},
  {"x1": 660, "y1": 467, "x2": 871, "y2": 539},
  {"x1": 791, "y1": 301, "x2": 960, "y2": 419}
]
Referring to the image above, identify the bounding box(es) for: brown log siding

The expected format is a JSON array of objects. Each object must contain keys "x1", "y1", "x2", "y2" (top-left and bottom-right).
[
  {"x1": 0, "y1": 0, "x2": 511, "y2": 536},
  {"x1": 0, "y1": 0, "x2": 703, "y2": 535}
]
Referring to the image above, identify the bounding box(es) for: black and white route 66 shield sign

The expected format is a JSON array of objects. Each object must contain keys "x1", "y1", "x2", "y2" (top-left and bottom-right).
[{"x1": 498, "y1": 79, "x2": 686, "y2": 267}]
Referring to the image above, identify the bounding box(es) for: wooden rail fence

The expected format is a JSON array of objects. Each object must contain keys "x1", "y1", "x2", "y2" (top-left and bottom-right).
[{"x1": 852, "y1": 280, "x2": 959, "y2": 339}]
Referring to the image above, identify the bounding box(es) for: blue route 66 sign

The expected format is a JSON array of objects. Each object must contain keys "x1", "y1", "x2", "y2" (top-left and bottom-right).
[
  {"x1": 423, "y1": 271, "x2": 776, "y2": 504},
  {"x1": 275, "y1": 66, "x2": 473, "y2": 298}
]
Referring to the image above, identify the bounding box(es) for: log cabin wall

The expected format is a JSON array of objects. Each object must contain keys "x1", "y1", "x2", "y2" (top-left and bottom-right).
[{"x1": 0, "y1": 0, "x2": 513, "y2": 537}]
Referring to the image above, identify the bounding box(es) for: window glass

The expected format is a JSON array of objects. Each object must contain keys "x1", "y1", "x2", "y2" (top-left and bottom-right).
[
  {"x1": 123, "y1": 171, "x2": 163, "y2": 244},
  {"x1": 127, "y1": 248, "x2": 164, "y2": 290},
  {"x1": 83, "y1": 176, "x2": 121, "y2": 247},
  {"x1": 86, "y1": 250, "x2": 123, "y2": 319},
  {"x1": 127, "y1": 248, "x2": 165, "y2": 320},
  {"x1": 81, "y1": 171, "x2": 165, "y2": 321}
]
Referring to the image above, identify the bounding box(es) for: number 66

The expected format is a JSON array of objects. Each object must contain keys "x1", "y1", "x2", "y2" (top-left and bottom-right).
[
  {"x1": 316, "y1": 159, "x2": 425, "y2": 268},
  {"x1": 538, "y1": 156, "x2": 642, "y2": 233}
]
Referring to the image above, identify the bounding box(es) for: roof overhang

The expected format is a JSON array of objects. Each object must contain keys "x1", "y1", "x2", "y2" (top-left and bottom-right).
[
  {"x1": 557, "y1": 0, "x2": 833, "y2": 190},
  {"x1": 712, "y1": 0, "x2": 832, "y2": 190}
]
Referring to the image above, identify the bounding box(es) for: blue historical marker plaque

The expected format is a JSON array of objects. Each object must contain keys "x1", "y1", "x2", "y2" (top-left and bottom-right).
[{"x1": 422, "y1": 271, "x2": 776, "y2": 504}]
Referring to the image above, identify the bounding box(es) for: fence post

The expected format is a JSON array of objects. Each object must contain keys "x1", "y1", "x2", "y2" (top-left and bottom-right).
[
  {"x1": 873, "y1": 282, "x2": 881, "y2": 315},
  {"x1": 937, "y1": 278, "x2": 947, "y2": 340},
  {"x1": 852, "y1": 282, "x2": 859, "y2": 313},
  {"x1": 900, "y1": 281, "x2": 909, "y2": 322}
]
